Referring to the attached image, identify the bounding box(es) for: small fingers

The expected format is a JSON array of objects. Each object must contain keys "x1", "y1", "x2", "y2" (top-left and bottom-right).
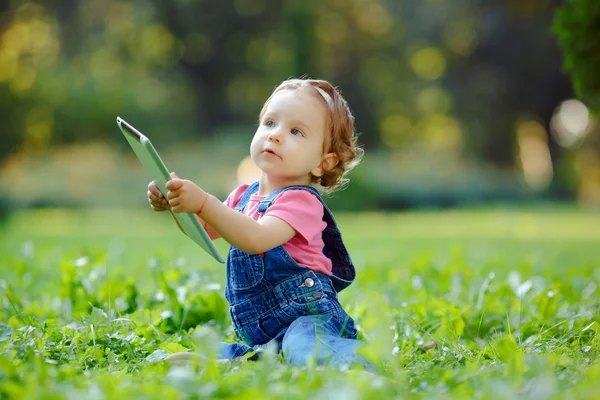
[
  {"x1": 168, "y1": 197, "x2": 180, "y2": 208},
  {"x1": 167, "y1": 190, "x2": 179, "y2": 200},
  {"x1": 148, "y1": 181, "x2": 164, "y2": 198},
  {"x1": 165, "y1": 179, "x2": 183, "y2": 191},
  {"x1": 149, "y1": 199, "x2": 168, "y2": 211},
  {"x1": 147, "y1": 190, "x2": 159, "y2": 202},
  {"x1": 148, "y1": 190, "x2": 167, "y2": 204},
  {"x1": 148, "y1": 189, "x2": 168, "y2": 211}
]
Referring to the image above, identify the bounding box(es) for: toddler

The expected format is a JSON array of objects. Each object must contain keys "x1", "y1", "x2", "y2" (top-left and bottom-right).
[{"x1": 147, "y1": 78, "x2": 369, "y2": 369}]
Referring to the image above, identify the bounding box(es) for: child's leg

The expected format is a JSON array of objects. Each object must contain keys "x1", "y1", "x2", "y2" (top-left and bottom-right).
[{"x1": 281, "y1": 315, "x2": 374, "y2": 372}]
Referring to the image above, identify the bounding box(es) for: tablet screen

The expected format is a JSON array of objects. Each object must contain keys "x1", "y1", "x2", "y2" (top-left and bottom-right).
[{"x1": 116, "y1": 117, "x2": 225, "y2": 263}]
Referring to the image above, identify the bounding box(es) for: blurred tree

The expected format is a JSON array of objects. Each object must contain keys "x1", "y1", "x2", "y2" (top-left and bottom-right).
[
  {"x1": 447, "y1": 0, "x2": 572, "y2": 167},
  {"x1": 284, "y1": 0, "x2": 313, "y2": 76},
  {"x1": 0, "y1": 0, "x2": 582, "y2": 203},
  {"x1": 553, "y1": 0, "x2": 600, "y2": 115},
  {"x1": 0, "y1": 1, "x2": 200, "y2": 162}
]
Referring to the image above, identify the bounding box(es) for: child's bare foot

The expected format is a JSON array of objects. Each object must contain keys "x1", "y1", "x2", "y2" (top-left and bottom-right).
[
  {"x1": 164, "y1": 352, "x2": 230, "y2": 366},
  {"x1": 164, "y1": 352, "x2": 205, "y2": 366},
  {"x1": 420, "y1": 342, "x2": 438, "y2": 352}
]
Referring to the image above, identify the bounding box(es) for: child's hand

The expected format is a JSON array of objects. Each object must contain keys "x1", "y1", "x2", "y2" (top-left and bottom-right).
[
  {"x1": 165, "y1": 172, "x2": 207, "y2": 214},
  {"x1": 148, "y1": 181, "x2": 169, "y2": 211}
]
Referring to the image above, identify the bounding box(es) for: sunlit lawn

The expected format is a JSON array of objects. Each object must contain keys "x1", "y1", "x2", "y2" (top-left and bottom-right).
[{"x1": 1, "y1": 207, "x2": 599, "y2": 399}]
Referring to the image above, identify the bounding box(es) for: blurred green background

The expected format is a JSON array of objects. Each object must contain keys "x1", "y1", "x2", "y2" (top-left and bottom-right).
[
  {"x1": 0, "y1": 0, "x2": 599, "y2": 214},
  {"x1": 1, "y1": 3, "x2": 599, "y2": 396}
]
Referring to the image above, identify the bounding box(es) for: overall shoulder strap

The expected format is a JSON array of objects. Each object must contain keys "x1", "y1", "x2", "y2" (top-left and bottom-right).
[
  {"x1": 235, "y1": 181, "x2": 260, "y2": 212},
  {"x1": 257, "y1": 185, "x2": 319, "y2": 213},
  {"x1": 256, "y1": 185, "x2": 356, "y2": 292}
]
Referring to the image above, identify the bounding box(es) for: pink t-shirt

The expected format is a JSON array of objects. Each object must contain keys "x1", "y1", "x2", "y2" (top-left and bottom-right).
[{"x1": 224, "y1": 184, "x2": 332, "y2": 276}]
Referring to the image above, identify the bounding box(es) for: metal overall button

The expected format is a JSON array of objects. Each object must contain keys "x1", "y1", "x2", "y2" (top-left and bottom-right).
[{"x1": 298, "y1": 278, "x2": 314, "y2": 288}]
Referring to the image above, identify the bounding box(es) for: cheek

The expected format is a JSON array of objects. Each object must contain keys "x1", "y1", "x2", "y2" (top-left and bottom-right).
[
  {"x1": 310, "y1": 143, "x2": 325, "y2": 165},
  {"x1": 250, "y1": 132, "x2": 262, "y2": 154}
]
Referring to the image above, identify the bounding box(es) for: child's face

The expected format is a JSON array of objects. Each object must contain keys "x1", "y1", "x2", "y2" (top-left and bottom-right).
[{"x1": 250, "y1": 89, "x2": 329, "y2": 185}]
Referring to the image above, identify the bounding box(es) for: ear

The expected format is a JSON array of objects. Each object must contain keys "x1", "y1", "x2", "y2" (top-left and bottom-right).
[{"x1": 311, "y1": 152, "x2": 339, "y2": 177}]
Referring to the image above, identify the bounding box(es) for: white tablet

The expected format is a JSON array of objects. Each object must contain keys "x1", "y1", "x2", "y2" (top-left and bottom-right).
[{"x1": 116, "y1": 117, "x2": 225, "y2": 264}]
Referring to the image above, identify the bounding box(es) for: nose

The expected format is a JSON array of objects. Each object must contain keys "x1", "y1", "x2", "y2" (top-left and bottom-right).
[{"x1": 268, "y1": 128, "x2": 281, "y2": 142}]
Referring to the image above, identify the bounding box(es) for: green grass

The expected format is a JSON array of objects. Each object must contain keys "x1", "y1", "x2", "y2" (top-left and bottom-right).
[{"x1": 1, "y1": 207, "x2": 599, "y2": 399}]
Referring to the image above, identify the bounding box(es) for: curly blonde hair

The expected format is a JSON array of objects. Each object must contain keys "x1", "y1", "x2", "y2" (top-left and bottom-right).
[{"x1": 259, "y1": 78, "x2": 364, "y2": 193}]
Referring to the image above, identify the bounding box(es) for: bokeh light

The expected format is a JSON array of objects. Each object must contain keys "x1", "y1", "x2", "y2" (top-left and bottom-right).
[
  {"x1": 140, "y1": 24, "x2": 180, "y2": 67},
  {"x1": 516, "y1": 120, "x2": 553, "y2": 190},
  {"x1": 380, "y1": 115, "x2": 412, "y2": 149},
  {"x1": 416, "y1": 87, "x2": 452, "y2": 115},
  {"x1": 0, "y1": 0, "x2": 597, "y2": 209},
  {"x1": 0, "y1": 3, "x2": 59, "y2": 94},
  {"x1": 410, "y1": 47, "x2": 446, "y2": 81},
  {"x1": 24, "y1": 105, "x2": 54, "y2": 152},
  {"x1": 415, "y1": 114, "x2": 462, "y2": 151},
  {"x1": 0, "y1": 49, "x2": 18, "y2": 82},
  {"x1": 316, "y1": 13, "x2": 349, "y2": 44},
  {"x1": 550, "y1": 99, "x2": 590, "y2": 148},
  {"x1": 354, "y1": 1, "x2": 392, "y2": 36},
  {"x1": 443, "y1": 18, "x2": 478, "y2": 56},
  {"x1": 574, "y1": 148, "x2": 600, "y2": 204}
]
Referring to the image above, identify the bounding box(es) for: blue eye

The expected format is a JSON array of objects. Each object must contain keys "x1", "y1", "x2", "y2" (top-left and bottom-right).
[
  {"x1": 265, "y1": 120, "x2": 275, "y2": 127},
  {"x1": 291, "y1": 128, "x2": 304, "y2": 137}
]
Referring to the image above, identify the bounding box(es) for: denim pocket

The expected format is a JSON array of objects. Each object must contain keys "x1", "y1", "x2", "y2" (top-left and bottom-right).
[{"x1": 229, "y1": 248, "x2": 265, "y2": 290}]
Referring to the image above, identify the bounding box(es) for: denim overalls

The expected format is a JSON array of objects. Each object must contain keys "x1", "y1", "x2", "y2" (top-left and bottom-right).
[{"x1": 218, "y1": 182, "x2": 370, "y2": 369}]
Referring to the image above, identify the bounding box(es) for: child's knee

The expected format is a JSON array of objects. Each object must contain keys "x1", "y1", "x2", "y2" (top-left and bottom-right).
[
  {"x1": 282, "y1": 314, "x2": 337, "y2": 364},
  {"x1": 282, "y1": 317, "x2": 316, "y2": 354},
  {"x1": 284, "y1": 315, "x2": 331, "y2": 342}
]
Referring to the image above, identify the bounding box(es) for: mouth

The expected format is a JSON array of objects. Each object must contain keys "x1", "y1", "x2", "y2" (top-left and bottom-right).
[{"x1": 263, "y1": 148, "x2": 281, "y2": 158}]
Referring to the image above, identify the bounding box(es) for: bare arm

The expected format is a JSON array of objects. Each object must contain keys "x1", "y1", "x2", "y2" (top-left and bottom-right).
[
  {"x1": 165, "y1": 174, "x2": 295, "y2": 254},
  {"x1": 199, "y1": 197, "x2": 295, "y2": 254}
]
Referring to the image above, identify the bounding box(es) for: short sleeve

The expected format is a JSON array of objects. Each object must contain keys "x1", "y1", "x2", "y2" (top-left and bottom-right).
[
  {"x1": 264, "y1": 190, "x2": 326, "y2": 244},
  {"x1": 224, "y1": 184, "x2": 249, "y2": 209}
]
